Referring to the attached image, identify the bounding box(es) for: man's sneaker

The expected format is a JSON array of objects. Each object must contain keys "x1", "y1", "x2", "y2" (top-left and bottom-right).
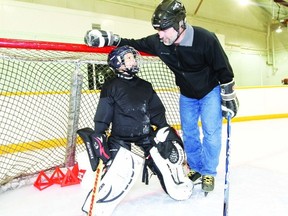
[
  {"x1": 187, "y1": 170, "x2": 201, "y2": 182},
  {"x1": 202, "y1": 175, "x2": 214, "y2": 192}
]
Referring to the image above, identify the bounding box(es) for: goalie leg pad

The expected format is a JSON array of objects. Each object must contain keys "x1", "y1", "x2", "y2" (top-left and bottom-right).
[
  {"x1": 150, "y1": 144, "x2": 193, "y2": 201},
  {"x1": 82, "y1": 147, "x2": 144, "y2": 216}
]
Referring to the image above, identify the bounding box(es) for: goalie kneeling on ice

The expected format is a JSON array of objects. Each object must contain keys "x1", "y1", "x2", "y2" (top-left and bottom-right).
[{"x1": 151, "y1": 126, "x2": 193, "y2": 201}]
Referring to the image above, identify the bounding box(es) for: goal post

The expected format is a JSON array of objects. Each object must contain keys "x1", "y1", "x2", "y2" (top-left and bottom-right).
[{"x1": 0, "y1": 38, "x2": 181, "y2": 192}]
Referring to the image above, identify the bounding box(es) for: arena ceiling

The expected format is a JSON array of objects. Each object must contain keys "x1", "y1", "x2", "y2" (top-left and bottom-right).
[{"x1": 100, "y1": 0, "x2": 288, "y2": 32}]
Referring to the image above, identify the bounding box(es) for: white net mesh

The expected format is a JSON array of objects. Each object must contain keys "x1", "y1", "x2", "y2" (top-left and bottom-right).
[{"x1": 0, "y1": 38, "x2": 181, "y2": 192}]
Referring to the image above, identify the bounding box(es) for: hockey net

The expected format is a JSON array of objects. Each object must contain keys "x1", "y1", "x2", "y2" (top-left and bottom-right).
[{"x1": 0, "y1": 38, "x2": 180, "y2": 192}]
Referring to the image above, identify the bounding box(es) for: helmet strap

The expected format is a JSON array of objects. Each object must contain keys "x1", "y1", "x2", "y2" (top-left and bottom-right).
[{"x1": 174, "y1": 20, "x2": 186, "y2": 44}]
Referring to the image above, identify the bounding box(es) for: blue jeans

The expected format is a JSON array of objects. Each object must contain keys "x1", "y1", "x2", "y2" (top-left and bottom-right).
[{"x1": 180, "y1": 86, "x2": 222, "y2": 176}]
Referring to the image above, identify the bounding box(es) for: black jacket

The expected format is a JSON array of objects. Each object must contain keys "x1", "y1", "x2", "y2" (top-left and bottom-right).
[
  {"x1": 119, "y1": 25, "x2": 234, "y2": 99},
  {"x1": 94, "y1": 76, "x2": 167, "y2": 142}
]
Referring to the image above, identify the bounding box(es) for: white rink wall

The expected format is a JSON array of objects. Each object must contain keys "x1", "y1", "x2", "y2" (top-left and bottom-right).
[
  {"x1": 0, "y1": 0, "x2": 155, "y2": 43},
  {"x1": 236, "y1": 86, "x2": 288, "y2": 118},
  {"x1": 1, "y1": 86, "x2": 287, "y2": 144}
]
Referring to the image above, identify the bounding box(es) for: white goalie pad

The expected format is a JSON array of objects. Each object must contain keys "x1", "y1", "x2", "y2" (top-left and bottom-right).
[
  {"x1": 150, "y1": 144, "x2": 193, "y2": 201},
  {"x1": 82, "y1": 147, "x2": 144, "y2": 216}
]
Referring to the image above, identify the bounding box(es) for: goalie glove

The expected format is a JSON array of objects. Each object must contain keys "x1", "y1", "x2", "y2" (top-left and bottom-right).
[
  {"x1": 77, "y1": 128, "x2": 111, "y2": 171},
  {"x1": 153, "y1": 126, "x2": 185, "y2": 165},
  {"x1": 220, "y1": 79, "x2": 239, "y2": 119},
  {"x1": 90, "y1": 132, "x2": 111, "y2": 164},
  {"x1": 77, "y1": 128, "x2": 99, "y2": 171},
  {"x1": 84, "y1": 29, "x2": 121, "y2": 47},
  {"x1": 149, "y1": 127, "x2": 193, "y2": 200}
]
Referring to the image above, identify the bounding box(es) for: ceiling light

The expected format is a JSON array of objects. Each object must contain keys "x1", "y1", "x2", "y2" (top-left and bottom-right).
[
  {"x1": 239, "y1": 0, "x2": 250, "y2": 6},
  {"x1": 276, "y1": 26, "x2": 283, "y2": 33}
]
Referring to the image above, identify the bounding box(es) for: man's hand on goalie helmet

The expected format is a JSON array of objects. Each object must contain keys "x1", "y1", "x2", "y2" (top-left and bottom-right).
[{"x1": 84, "y1": 29, "x2": 121, "y2": 47}]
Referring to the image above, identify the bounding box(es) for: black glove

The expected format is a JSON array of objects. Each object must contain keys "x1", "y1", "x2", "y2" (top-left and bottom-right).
[
  {"x1": 220, "y1": 80, "x2": 239, "y2": 119},
  {"x1": 77, "y1": 128, "x2": 99, "y2": 171},
  {"x1": 84, "y1": 29, "x2": 121, "y2": 47},
  {"x1": 77, "y1": 128, "x2": 111, "y2": 171},
  {"x1": 153, "y1": 126, "x2": 184, "y2": 161}
]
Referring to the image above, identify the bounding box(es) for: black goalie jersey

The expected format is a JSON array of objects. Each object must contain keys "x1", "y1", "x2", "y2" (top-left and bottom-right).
[{"x1": 94, "y1": 76, "x2": 168, "y2": 142}]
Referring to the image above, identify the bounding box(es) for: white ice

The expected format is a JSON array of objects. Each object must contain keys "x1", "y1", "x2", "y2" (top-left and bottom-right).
[{"x1": 0, "y1": 119, "x2": 288, "y2": 216}]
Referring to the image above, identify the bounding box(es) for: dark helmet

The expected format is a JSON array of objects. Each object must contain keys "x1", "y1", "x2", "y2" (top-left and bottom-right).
[
  {"x1": 107, "y1": 45, "x2": 141, "y2": 76},
  {"x1": 151, "y1": 0, "x2": 186, "y2": 31}
]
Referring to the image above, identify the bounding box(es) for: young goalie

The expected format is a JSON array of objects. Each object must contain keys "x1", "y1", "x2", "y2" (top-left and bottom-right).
[{"x1": 77, "y1": 45, "x2": 193, "y2": 216}]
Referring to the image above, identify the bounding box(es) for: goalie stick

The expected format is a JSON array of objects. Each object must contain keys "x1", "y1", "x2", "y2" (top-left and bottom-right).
[
  {"x1": 223, "y1": 113, "x2": 231, "y2": 216},
  {"x1": 86, "y1": 159, "x2": 104, "y2": 216}
]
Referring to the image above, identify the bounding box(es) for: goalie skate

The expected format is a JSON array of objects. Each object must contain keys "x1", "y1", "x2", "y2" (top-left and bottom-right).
[{"x1": 82, "y1": 147, "x2": 144, "y2": 216}]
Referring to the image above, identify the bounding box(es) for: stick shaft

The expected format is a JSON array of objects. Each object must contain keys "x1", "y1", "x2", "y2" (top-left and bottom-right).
[
  {"x1": 223, "y1": 115, "x2": 231, "y2": 216},
  {"x1": 88, "y1": 160, "x2": 104, "y2": 216}
]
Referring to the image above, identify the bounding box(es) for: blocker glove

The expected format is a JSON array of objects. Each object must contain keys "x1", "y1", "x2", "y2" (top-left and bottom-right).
[
  {"x1": 84, "y1": 29, "x2": 121, "y2": 47},
  {"x1": 220, "y1": 79, "x2": 239, "y2": 119},
  {"x1": 89, "y1": 132, "x2": 111, "y2": 164},
  {"x1": 77, "y1": 128, "x2": 111, "y2": 171}
]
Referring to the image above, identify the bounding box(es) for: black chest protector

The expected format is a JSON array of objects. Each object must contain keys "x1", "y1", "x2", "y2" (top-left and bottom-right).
[{"x1": 95, "y1": 76, "x2": 166, "y2": 142}]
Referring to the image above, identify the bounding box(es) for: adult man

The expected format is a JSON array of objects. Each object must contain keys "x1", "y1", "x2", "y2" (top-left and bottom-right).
[{"x1": 84, "y1": 0, "x2": 239, "y2": 193}]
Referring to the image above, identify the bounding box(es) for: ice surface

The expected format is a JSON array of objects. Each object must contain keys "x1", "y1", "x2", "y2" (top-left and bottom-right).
[{"x1": 1, "y1": 119, "x2": 288, "y2": 216}]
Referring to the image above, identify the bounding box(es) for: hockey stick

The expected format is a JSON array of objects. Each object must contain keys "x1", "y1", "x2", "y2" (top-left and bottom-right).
[
  {"x1": 88, "y1": 159, "x2": 104, "y2": 216},
  {"x1": 223, "y1": 114, "x2": 231, "y2": 216}
]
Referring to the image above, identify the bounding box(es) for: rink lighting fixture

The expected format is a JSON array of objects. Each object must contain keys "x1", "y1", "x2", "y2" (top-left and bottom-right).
[
  {"x1": 276, "y1": 26, "x2": 283, "y2": 33},
  {"x1": 239, "y1": 0, "x2": 250, "y2": 6}
]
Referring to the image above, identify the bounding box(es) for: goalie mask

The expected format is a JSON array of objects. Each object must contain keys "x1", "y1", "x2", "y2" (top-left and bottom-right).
[
  {"x1": 151, "y1": 0, "x2": 186, "y2": 31},
  {"x1": 107, "y1": 46, "x2": 142, "y2": 79}
]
